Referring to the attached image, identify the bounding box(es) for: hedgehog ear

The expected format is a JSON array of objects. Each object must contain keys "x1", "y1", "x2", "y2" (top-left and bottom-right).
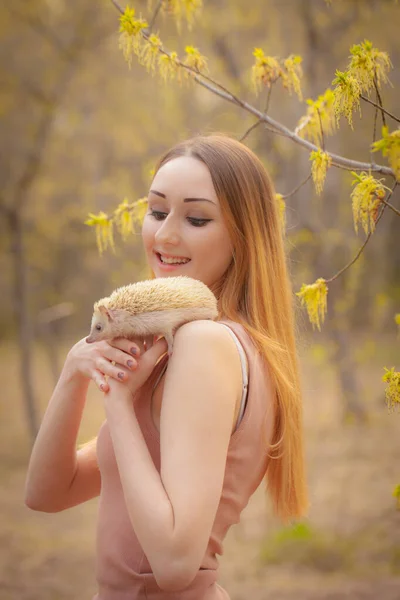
[{"x1": 98, "y1": 305, "x2": 114, "y2": 322}]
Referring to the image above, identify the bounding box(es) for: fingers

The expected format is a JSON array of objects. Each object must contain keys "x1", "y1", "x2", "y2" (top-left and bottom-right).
[
  {"x1": 108, "y1": 338, "x2": 143, "y2": 357},
  {"x1": 95, "y1": 357, "x2": 131, "y2": 383},
  {"x1": 101, "y1": 343, "x2": 139, "y2": 371},
  {"x1": 93, "y1": 369, "x2": 109, "y2": 393}
]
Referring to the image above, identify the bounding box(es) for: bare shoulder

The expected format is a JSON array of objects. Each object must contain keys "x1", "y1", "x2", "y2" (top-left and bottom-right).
[{"x1": 174, "y1": 319, "x2": 245, "y2": 381}]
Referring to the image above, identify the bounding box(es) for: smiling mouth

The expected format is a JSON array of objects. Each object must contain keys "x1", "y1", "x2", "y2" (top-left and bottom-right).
[{"x1": 155, "y1": 252, "x2": 191, "y2": 265}]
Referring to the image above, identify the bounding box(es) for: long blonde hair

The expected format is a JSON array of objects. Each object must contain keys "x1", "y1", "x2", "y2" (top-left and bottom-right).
[{"x1": 146, "y1": 132, "x2": 309, "y2": 523}]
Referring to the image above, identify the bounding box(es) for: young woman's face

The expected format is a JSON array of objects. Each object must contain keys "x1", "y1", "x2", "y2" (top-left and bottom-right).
[{"x1": 141, "y1": 156, "x2": 233, "y2": 292}]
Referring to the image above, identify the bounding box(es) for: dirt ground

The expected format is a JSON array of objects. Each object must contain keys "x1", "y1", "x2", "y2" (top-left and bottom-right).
[{"x1": 1, "y1": 337, "x2": 399, "y2": 599}]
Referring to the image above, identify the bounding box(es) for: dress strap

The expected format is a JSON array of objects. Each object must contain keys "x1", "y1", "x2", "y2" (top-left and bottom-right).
[{"x1": 218, "y1": 323, "x2": 249, "y2": 431}]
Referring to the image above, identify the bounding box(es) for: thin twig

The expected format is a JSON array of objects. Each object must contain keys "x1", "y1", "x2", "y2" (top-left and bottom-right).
[
  {"x1": 326, "y1": 182, "x2": 398, "y2": 283},
  {"x1": 148, "y1": 0, "x2": 163, "y2": 33},
  {"x1": 381, "y1": 197, "x2": 400, "y2": 217},
  {"x1": 360, "y1": 95, "x2": 400, "y2": 124},
  {"x1": 239, "y1": 119, "x2": 263, "y2": 142},
  {"x1": 317, "y1": 108, "x2": 325, "y2": 151},
  {"x1": 373, "y1": 74, "x2": 387, "y2": 128},
  {"x1": 264, "y1": 86, "x2": 272, "y2": 114},
  {"x1": 111, "y1": 0, "x2": 123, "y2": 14},
  {"x1": 282, "y1": 173, "x2": 312, "y2": 199}
]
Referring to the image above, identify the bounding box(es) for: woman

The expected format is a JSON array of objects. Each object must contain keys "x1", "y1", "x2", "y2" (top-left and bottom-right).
[{"x1": 25, "y1": 133, "x2": 309, "y2": 599}]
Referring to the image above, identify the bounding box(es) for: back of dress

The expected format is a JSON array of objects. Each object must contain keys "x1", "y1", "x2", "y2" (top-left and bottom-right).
[{"x1": 93, "y1": 318, "x2": 276, "y2": 600}]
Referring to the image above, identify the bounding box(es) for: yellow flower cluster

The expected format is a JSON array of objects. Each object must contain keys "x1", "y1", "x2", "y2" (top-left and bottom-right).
[
  {"x1": 349, "y1": 40, "x2": 392, "y2": 94},
  {"x1": 282, "y1": 55, "x2": 303, "y2": 101},
  {"x1": 297, "y1": 89, "x2": 336, "y2": 147},
  {"x1": 162, "y1": 0, "x2": 203, "y2": 32},
  {"x1": 382, "y1": 367, "x2": 400, "y2": 413},
  {"x1": 310, "y1": 149, "x2": 332, "y2": 195},
  {"x1": 393, "y1": 484, "x2": 400, "y2": 510},
  {"x1": 332, "y1": 40, "x2": 392, "y2": 128},
  {"x1": 84, "y1": 212, "x2": 115, "y2": 256},
  {"x1": 85, "y1": 197, "x2": 149, "y2": 255},
  {"x1": 332, "y1": 70, "x2": 362, "y2": 128},
  {"x1": 350, "y1": 171, "x2": 388, "y2": 235},
  {"x1": 138, "y1": 34, "x2": 163, "y2": 75},
  {"x1": 119, "y1": 7, "x2": 149, "y2": 69},
  {"x1": 251, "y1": 49, "x2": 303, "y2": 101},
  {"x1": 158, "y1": 51, "x2": 182, "y2": 83},
  {"x1": 372, "y1": 126, "x2": 400, "y2": 181},
  {"x1": 118, "y1": 8, "x2": 208, "y2": 84},
  {"x1": 296, "y1": 278, "x2": 328, "y2": 331},
  {"x1": 183, "y1": 45, "x2": 208, "y2": 75},
  {"x1": 275, "y1": 193, "x2": 286, "y2": 231}
]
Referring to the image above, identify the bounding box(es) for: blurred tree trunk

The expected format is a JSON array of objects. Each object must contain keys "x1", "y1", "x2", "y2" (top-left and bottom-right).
[
  {"x1": 9, "y1": 208, "x2": 39, "y2": 440},
  {"x1": 1, "y1": 3, "x2": 107, "y2": 443}
]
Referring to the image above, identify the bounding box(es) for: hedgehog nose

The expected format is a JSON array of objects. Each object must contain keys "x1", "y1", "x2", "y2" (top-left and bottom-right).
[{"x1": 86, "y1": 336, "x2": 94, "y2": 343}]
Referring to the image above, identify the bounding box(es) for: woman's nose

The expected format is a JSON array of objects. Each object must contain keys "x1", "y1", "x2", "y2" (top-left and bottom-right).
[{"x1": 155, "y1": 217, "x2": 181, "y2": 246}]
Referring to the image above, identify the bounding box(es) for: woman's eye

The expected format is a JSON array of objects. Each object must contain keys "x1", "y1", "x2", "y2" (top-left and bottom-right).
[
  {"x1": 149, "y1": 210, "x2": 211, "y2": 227},
  {"x1": 149, "y1": 210, "x2": 166, "y2": 221},
  {"x1": 187, "y1": 218, "x2": 211, "y2": 227}
]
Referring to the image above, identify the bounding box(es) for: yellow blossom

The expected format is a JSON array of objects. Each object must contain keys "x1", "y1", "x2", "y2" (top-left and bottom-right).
[
  {"x1": 138, "y1": 33, "x2": 163, "y2": 75},
  {"x1": 182, "y1": 45, "x2": 208, "y2": 77},
  {"x1": 118, "y1": 6, "x2": 148, "y2": 69},
  {"x1": 275, "y1": 193, "x2": 286, "y2": 231},
  {"x1": 372, "y1": 126, "x2": 400, "y2": 181},
  {"x1": 162, "y1": 0, "x2": 203, "y2": 32},
  {"x1": 350, "y1": 171, "x2": 389, "y2": 235},
  {"x1": 84, "y1": 211, "x2": 115, "y2": 255},
  {"x1": 251, "y1": 49, "x2": 282, "y2": 95},
  {"x1": 132, "y1": 197, "x2": 149, "y2": 226},
  {"x1": 382, "y1": 367, "x2": 400, "y2": 413},
  {"x1": 332, "y1": 69, "x2": 362, "y2": 128},
  {"x1": 393, "y1": 484, "x2": 400, "y2": 510},
  {"x1": 251, "y1": 49, "x2": 304, "y2": 101},
  {"x1": 349, "y1": 40, "x2": 392, "y2": 95},
  {"x1": 310, "y1": 149, "x2": 332, "y2": 195},
  {"x1": 158, "y1": 51, "x2": 182, "y2": 83},
  {"x1": 297, "y1": 89, "x2": 336, "y2": 146},
  {"x1": 282, "y1": 55, "x2": 303, "y2": 101},
  {"x1": 113, "y1": 198, "x2": 135, "y2": 241},
  {"x1": 296, "y1": 278, "x2": 328, "y2": 331}
]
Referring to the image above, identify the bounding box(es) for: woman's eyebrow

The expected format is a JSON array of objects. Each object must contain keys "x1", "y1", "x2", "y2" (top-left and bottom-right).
[{"x1": 149, "y1": 189, "x2": 216, "y2": 205}]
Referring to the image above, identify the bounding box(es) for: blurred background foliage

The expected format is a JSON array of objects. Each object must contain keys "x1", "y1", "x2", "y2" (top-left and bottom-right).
[{"x1": 1, "y1": 0, "x2": 399, "y2": 598}]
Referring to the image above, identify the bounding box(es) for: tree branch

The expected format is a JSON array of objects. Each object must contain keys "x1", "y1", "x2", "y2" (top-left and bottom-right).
[
  {"x1": 193, "y1": 76, "x2": 394, "y2": 176},
  {"x1": 110, "y1": 0, "x2": 395, "y2": 179}
]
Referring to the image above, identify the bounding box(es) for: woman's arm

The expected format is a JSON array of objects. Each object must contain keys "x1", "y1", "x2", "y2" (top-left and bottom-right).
[
  {"x1": 104, "y1": 321, "x2": 241, "y2": 592},
  {"x1": 24, "y1": 361, "x2": 93, "y2": 512},
  {"x1": 24, "y1": 337, "x2": 142, "y2": 512}
]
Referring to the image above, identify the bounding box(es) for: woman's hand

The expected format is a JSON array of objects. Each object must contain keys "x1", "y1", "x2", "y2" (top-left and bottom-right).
[
  {"x1": 65, "y1": 336, "x2": 147, "y2": 393},
  {"x1": 106, "y1": 336, "x2": 168, "y2": 399}
]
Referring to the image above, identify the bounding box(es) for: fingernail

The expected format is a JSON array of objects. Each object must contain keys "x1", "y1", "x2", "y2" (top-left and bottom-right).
[
  {"x1": 130, "y1": 347, "x2": 138, "y2": 355},
  {"x1": 127, "y1": 360, "x2": 134, "y2": 368},
  {"x1": 100, "y1": 383, "x2": 105, "y2": 391},
  {"x1": 118, "y1": 372, "x2": 124, "y2": 380}
]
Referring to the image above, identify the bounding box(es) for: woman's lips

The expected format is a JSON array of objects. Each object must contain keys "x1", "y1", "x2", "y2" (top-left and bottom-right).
[{"x1": 155, "y1": 252, "x2": 191, "y2": 270}]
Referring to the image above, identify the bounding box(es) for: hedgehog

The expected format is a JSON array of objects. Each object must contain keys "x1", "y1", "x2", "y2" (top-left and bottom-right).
[{"x1": 86, "y1": 276, "x2": 219, "y2": 356}]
